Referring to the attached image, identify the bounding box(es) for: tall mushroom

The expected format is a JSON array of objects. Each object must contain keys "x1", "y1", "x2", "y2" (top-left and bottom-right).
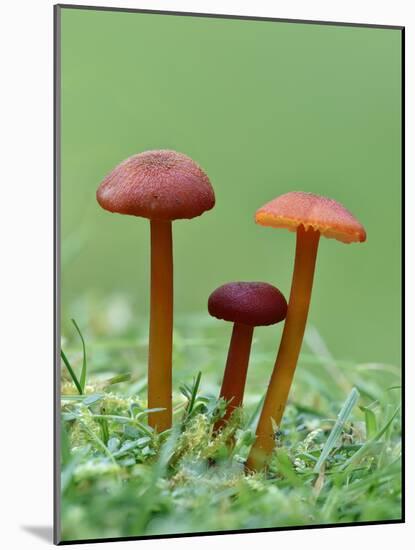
[
  {"x1": 208, "y1": 282, "x2": 287, "y2": 432},
  {"x1": 97, "y1": 150, "x2": 215, "y2": 432},
  {"x1": 246, "y1": 192, "x2": 366, "y2": 470}
]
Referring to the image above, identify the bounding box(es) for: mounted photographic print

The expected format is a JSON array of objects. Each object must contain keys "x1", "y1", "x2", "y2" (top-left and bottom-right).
[{"x1": 54, "y1": 4, "x2": 404, "y2": 545}]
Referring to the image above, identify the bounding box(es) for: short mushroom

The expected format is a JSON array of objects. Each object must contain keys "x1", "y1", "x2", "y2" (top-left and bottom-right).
[
  {"x1": 208, "y1": 282, "x2": 288, "y2": 432},
  {"x1": 97, "y1": 150, "x2": 215, "y2": 432},
  {"x1": 246, "y1": 191, "x2": 366, "y2": 470}
]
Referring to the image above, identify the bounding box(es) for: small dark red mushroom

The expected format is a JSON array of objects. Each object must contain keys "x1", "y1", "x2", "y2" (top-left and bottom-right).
[{"x1": 208, "y1": 282, "x2": 287, "y2": 432}]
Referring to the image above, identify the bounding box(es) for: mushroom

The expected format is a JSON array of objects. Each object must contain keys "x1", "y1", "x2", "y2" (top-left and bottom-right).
[
  {"x1": 97, "y1": 150, "x2": 215, "y2": 431},
  {"x1": 208, "y1": 282, "x2": 288, "y2": 432},
  {"x1": 246, "y1": 191, "x2": 366, "y2": 470}
]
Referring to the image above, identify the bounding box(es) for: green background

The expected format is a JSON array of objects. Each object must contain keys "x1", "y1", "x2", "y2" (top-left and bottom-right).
[{"x1": 60, "y1": 8, "x2": 402, "y2": 366}]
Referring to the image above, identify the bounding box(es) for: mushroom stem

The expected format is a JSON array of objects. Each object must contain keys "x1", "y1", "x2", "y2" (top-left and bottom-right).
[
  {"x1": 246, "y1": 225, "x2": 320, "y2": 470},
  {"x1": 214, "y1": 323, "x2": 254, "y2": 432},
  {"x1": 148, "y1": 219, "x2": 173, "y2": 431}
]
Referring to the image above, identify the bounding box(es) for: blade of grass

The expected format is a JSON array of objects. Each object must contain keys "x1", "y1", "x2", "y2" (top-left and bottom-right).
[
  {"x1": 102, "y1": 373, "x2": 131, "y2": 387},
  {"x1": 72, "y1": 319, "x2": 87, "y2": 393},
  {"x1": 340, "y1": 406, "x2": 400, "y2": 473},
  {"x1": 98, "y1": 417, "x2": 109, "y2": 446},
  {"x1": 378, "y1": 404, "x2": 396, "y2": 468},
  {"x1": 60, "y1": 349, "x2": 82, "y2": 395},
  {"x1": 360, "y1": 404, "x2": 378, "y2": 439},
  {"x1": 183, "y1": 371, "x2": 202, "y2": 419},
  {"x1": 313, "y1": 387, "x2": 360, "y2": 474},
  {"x1": 313, "y1": 463, "x2": 326, "y2": 498}
]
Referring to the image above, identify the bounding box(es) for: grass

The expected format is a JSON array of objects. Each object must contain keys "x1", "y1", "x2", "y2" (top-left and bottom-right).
[{"x1": 60, "y1": 296, "x2": 402, "y2": 542}]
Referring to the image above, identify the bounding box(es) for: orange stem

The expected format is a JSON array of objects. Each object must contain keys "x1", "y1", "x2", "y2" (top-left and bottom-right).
[
  {"x1": 214, "y1": 323, "x2": 254, "y2": 432},
  {"x1": 246, "y1": 226, "x2": 320, "y2": 470},
  {"x1": 148, "y1": 219, "x2": 173, "y2": 431}
]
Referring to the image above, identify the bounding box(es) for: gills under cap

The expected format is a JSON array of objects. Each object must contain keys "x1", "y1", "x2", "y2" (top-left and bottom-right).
[
  {"x1": 97, "y1": 149, "x2": 215, "y2": 221},
  {"x1": 255, "y1": 191, "x2": 366, "y2": 244},
  {"x1": 208, "y1": 282, "x2": 288, "y2": 327}
]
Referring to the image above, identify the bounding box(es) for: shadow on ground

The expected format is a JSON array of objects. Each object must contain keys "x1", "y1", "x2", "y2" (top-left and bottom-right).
[{"x1": 21, "y1": 525, "x2": 53, "y2": 543}]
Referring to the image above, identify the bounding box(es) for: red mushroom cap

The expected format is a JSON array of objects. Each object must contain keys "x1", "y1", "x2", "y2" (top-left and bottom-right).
[
  {"x1": 256, "y1": 191, "x2": 366, "y2": 244},
  {"x1": 208, "y1": 282, "x2": 288, "y2": 327},
  {"x1": 97, "y1": 150, "x2": 215, "y2": 221}
]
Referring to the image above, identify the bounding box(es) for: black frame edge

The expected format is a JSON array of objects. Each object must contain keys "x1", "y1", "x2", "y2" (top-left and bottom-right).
[
  {"x1": 53, "y1": 3, "x2": 62, "y2": 546},
  {"x1": 55, "y1": 3, "x2": 404, "y2": 30},
  {"x1": 400, "y1": 26, "x2": 405, "y2": 524}
]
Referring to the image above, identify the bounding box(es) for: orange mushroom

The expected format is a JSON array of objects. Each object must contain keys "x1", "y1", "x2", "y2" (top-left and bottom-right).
[
  {"x1": 97, "y1": 150, "x2": 215, "y2": 431},
  {"x1": 246, "y1": 192, "x2": 366, "y2": 470},
  {"x1": 208, "y1": 282, "x2": 287, "y2": 432}
]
